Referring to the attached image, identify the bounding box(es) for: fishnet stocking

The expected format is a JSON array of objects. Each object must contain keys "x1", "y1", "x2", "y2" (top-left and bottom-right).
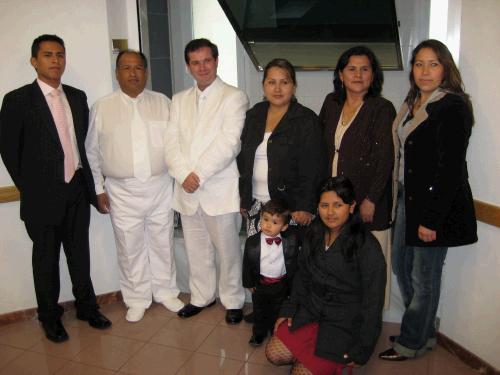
[
  {"x1": 291, "y1": 362, "x2": 314, "y2": 375},
  {"x1": 265, "y1": 336, "x2": 295, "y2": 366}
]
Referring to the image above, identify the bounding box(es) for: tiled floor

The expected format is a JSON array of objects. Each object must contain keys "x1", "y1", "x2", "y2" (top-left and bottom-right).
[{"x1": 0, "y1": 297, "x2": 480, "y2": 375}]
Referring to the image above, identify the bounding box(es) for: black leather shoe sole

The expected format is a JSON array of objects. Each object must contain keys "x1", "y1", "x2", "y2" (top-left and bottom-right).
[
  {"x1": 177, "y1": 300, "x2": 216, "y2": 318},
  {"x1": 248, "y1": 334, "x2": 264, "y2": 347},
  {"x1": 77, "y1": 311, "x2": 112, "y2": 329},
  {"x1": 378, "y1": 348, "x2": 408, "y2": 361},
  {"x1": 225, "y1": 309, "x2": 243, "y2": 324},
  {"x1": 42, "y1": 321, "x2": 69, "y2": 343}
]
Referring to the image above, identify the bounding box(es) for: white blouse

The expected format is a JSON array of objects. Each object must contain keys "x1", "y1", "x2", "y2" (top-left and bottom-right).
[{"x1": 252, "y1": 132, "x2": 272, "y2": 202}]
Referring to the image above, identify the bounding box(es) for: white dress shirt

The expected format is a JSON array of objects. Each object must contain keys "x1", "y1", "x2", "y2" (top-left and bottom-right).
[
  {"x1": 37, "y1": 79, "x2": 81, "y2": 169},
  {"x1": 86, "y1": 89, "x2": 171, "y2": 194},
  {"x1": 260, "y1": 233, "x2": 286, "y2": 278}
]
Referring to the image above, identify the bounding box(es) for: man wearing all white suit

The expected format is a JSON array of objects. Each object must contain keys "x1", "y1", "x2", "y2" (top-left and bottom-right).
[
  {"x1": 86, "y1": 50, "x2": 184, "y2": 323},
  {"x1": 165, "y1": 39, "x2": 249, "y2": 323}
]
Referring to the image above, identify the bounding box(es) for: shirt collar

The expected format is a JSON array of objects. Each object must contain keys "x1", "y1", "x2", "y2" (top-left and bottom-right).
[
  {"x1": 37, "y1": 79, "x2": 63, "y2": 97},
  {"x1": 196, "y1": 76, "x2": 219, "y2": 99},
  {"x1": 119, "y1": 89, "x2": 145, "y2": 104}
]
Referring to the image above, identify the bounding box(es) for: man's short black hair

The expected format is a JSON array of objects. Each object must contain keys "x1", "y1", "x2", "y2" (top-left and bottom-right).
[
  {"x1": 115, "y1": 50, "x2": 148, "y2": 70},
  {"x1": 261, "y1": 199, "x2": 291, "y2": 225},
  {"x1": 184, "y1": 38, "x2": 219, "y2": 64},
  {"x1": 31, "y1": 34, "x2": 65, "y2": 58}
]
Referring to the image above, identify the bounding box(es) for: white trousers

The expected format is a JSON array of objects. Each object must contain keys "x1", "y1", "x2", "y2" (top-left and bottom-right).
[
  {"x1": 372, "y1": 228, "x2": 391, "y2": 309},
  {"x1": 105, "y1": 174, "x2": 179, "y2": 309},
  {"x1": 181, "y1": 207, "x2": 245, "y2": 309}
]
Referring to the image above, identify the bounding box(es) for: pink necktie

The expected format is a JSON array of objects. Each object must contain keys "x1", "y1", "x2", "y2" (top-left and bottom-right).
[{"x1": 50, "y1": 89, "x2": 75, "y2": 182}]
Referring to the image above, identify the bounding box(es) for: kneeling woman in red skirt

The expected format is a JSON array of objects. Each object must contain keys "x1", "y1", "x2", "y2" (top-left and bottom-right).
[{"x1": 266, "y1": 177, "x2": 387, "y2": 375}]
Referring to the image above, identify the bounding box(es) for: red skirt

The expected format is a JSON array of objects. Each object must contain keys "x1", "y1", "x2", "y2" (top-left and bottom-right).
[{"x1": 275, "y1": 321, "x2": 349, "y2": 375}]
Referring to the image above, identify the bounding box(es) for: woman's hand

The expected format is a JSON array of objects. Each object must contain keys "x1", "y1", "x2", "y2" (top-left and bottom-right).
[
  {"x1": 359, "y1": 198, "x2": 375, "y2": 223},
  {"x1": 291, "y1": 211, "x2": 313, "y2": 226},
  {"x1": 418, "y1": 225, "x2": 436, "y2": 242},
  {"x1": 273, "y1": 317, "x2": 292, "y2": 333}
]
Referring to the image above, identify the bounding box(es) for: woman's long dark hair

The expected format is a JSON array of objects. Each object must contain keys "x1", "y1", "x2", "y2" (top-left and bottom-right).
[
  {"x1": 306, "y1": 176, "x2": 365, "y2": 262},
  {"x1": 332, "y1": 45, "x2": 384, "y2": 104},
  {"x1": 405, "y1": 39, "x2": 473, "y2": 118}
]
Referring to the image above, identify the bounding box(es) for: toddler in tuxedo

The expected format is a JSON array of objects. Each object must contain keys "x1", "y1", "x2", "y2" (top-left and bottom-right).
[{"x1": 242, "y1": 200, "x2": 299, "y2": 346}]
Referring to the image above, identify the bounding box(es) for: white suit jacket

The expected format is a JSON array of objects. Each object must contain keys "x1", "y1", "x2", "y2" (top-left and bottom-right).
[{"x1": 165, "y1": 77, "x2": 249, "y2": 216}]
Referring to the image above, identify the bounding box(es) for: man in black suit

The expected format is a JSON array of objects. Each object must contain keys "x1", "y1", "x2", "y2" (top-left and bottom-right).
[{"x1": 0, "y1": 34, "x2": 111, "y2": 343}]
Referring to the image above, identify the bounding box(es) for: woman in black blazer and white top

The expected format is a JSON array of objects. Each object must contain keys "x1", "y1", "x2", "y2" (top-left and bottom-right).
[
  {"x1": 237, "y1": 58, "x2": 323, "y2": 236},
  {"x1": 379, "y1": 40, "x2": 477, "y2": 361}
]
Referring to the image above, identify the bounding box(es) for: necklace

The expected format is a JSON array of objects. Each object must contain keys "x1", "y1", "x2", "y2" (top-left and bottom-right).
[{"x1": 341, "y1": 100, "x2": 363, "y2": 126}]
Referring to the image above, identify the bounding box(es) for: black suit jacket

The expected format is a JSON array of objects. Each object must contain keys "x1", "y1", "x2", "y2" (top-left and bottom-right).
[
  {"x1": 0, "y1": 80, "x2": 97, "y2": 224},
  {"x1": 242, "y1": 231, "x2": 299, "y2": 289}
]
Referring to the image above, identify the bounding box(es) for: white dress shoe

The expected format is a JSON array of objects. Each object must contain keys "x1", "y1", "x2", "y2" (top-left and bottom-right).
[
  {"x1": 126, "y1": 307, "x2": 145, "y2": 322},
  {"x1": 160, "y1": 297, "x2": 185, "y2": 313}
]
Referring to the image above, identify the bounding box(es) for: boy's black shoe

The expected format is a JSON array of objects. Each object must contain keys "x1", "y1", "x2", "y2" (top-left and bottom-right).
[{"x1": 248, "y1": 333, "x2": 264, "y2": 347}]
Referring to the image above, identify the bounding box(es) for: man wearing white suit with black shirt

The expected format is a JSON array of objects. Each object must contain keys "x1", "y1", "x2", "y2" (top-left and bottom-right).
[{"x1": 165, "y1": 38, "x2": 248, "y2": 323}]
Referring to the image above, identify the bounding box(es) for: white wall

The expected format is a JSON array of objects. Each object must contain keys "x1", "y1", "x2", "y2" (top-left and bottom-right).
[
  {"x1": 0, "y1": 0, "x2": 120, "y2": 314},
  {"x1": 192, "y1": 0, "x2": 238, "y2": 87},
  {"x1": 438, "y1": 0, "x2": 500, "y2": 369}
]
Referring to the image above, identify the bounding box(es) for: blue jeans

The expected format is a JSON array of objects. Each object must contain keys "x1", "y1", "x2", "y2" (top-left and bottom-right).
[{"x1": 391, "y1": 188, "x2": 447, "y2": 357}]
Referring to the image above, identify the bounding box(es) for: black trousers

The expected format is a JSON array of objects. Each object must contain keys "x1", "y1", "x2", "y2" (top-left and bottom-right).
[
  {"x1": 24, "y1": 170, "x2": 98, "y2": 323},
  {"x1": 252, "y1": 281, "x2": 288, "y2": 337}
]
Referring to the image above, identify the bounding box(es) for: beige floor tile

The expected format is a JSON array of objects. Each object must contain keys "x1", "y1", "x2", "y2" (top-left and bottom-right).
[
  {"x1": 427, "y1": 346, "x2": 478, "y2": 374},
  {"x1": 0, "y1": 344, "x2": 24, "y2": 368},
  {"x1": 246, "y1": 337, "x2": 272, "y2": 365},
  {"x1": 0, "y1": 351, "x2": 68, "y2": 375},
  {"x1": 119, "y1": 342, "x2": 192, "y2": 375},
  {"x1": 72, "y1": 334, "x2": 144, "y2": 370},
  {"x1": 29, "y1": 326, "x2": 101, "y2": 360},
  {"x1": 150, "y1": 319, "x2": 215, "y2": 351},
  {"x1": 104, "y1": 310, "x2": 170, "y2": 342},
  {"x1": 98, "y1": 301, "x2": 128, "y2": 323},
  {"x1": 55, "y1": 361, "x2": 116, "y2": 374},
  {"x1": 197, "y1": 326, "x2": 256, "y2": 361},
  {"x1": 0, "y1": 320, "x2": 44, "y2": 349},
  {"x1": 364, "y1": 356, "x2": 430, "y2": 375},
  {"x1": 237, "y1": 362, "x2": 291, "y2": 375},
  {"x1": 176, "y1": 352, "x2": 244, "y2": 375}
]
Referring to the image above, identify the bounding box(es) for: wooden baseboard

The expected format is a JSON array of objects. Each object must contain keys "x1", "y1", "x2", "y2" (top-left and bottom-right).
[
  {"x1": 438, "y1": 332, "x2": 500, "y2": 374},
  {"x1": 0, "y1": 291, "x2": 122, "y2": 327}
]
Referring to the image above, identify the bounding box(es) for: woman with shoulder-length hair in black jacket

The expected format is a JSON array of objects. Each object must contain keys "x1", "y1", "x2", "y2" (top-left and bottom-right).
[
  {"x1": 379, "y1": 39, "x2": 477, "y2": 362},
  {"x1": 237, "y1": 58, "x2": 324, "y2": 237},
  {"x1": 319, "y1": 46, "x2": 396, "y2": 308}
]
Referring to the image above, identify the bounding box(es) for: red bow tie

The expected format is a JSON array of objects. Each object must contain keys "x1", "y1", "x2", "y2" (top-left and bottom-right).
[{"x1": 265, "y1": 237, "x2": 282, "y2": 245}]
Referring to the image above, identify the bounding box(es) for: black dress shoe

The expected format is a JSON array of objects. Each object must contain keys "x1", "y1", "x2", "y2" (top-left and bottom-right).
[
  {"x1": 77, "y1": 311, "x2": 112, "y2": 329},
  {"x1": 225, "y1": 309, "x2": 243, "y2": 324},
  {"x1": 177, "y1": 300, "x2": 216, "y2": 318},
  {"x1": 42, "y1": 320, "x2": 69, "y2": 343},
  {"x1": 248, "y1": 333, "x2": 264, "y2": 347},
  {"x1": 378, "y1": 348, "x2": 408, "y2": 361},
  {"x1": 243, "y1": 312, "x2": 254, "y2": 324}
]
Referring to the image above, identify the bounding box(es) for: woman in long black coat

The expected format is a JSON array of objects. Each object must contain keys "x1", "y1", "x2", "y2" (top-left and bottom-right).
[{"x1": 379, "y1": 39, "x2": 477, "y2": 361}]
